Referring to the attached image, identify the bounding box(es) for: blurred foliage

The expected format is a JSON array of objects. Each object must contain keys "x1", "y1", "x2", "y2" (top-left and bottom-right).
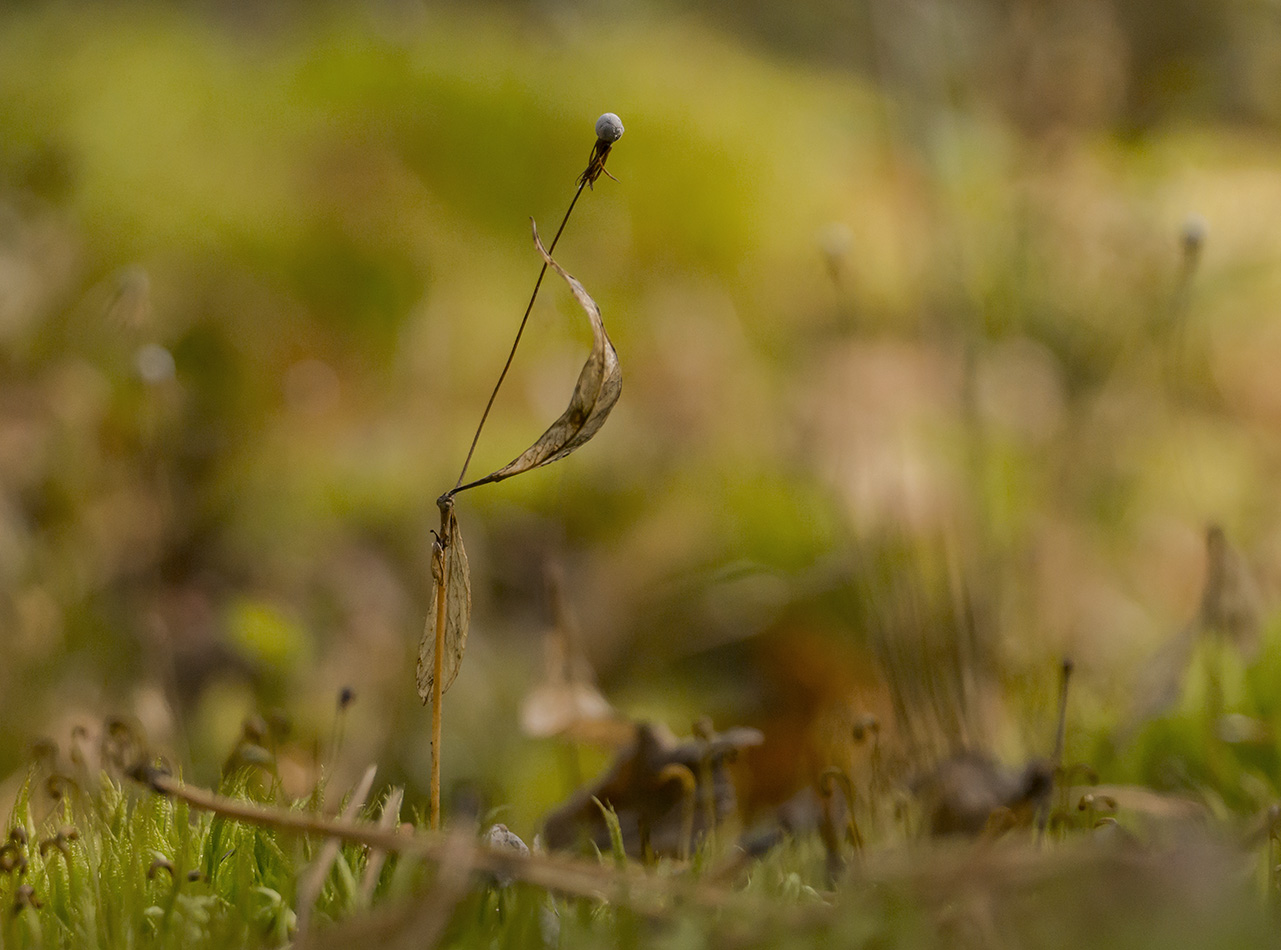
[{"x1": 3, "y1": 0, "x2": 1281, "y2": 859}]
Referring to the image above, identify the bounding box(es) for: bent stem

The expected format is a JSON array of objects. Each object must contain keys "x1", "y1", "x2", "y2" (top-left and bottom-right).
[
  {"x1": 452, "y1": 179, "x2": 589, "y2": 493},
  {"x1": 430, "y1": 495, "x2": 454, "y2": 829},
  {"x1": 434, "y1": 128, "x2": 619, "y2": 825}
]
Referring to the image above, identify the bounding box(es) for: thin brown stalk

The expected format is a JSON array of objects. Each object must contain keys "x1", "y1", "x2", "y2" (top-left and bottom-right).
[{"x1": 430, "y1": 498, "x2": 452, "y2": 829}]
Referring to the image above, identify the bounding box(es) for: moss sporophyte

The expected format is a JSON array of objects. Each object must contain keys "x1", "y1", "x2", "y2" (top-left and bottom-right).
[{"x1": 421, "y1": 114, "x2": 626, "y2": 829}]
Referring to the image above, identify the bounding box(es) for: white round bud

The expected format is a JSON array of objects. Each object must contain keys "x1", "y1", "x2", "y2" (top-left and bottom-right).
[
  {"x1": 595, "y1": 113, "x2": 624, "y2": 143},
  {"x1": 1181, "y1": 213, "x2": 1207, "y2": 254},
  {"x1": 134, "y1": 343, "x2": 176, "y2": 384}
]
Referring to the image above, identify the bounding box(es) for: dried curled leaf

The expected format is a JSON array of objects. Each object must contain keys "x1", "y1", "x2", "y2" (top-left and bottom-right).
[
  {"x1": 416, "y1": 510, "x2": 471, "y2": 702},
  {"x1": 467, "y1": 222, "x2": 622, "y2": 489}
]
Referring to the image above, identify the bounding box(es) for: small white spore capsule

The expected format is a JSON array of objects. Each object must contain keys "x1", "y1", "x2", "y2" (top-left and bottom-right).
[
  {"x1": 1181, "y1": 213, "x2": 1207, "y2": 257},
  {"x1": 595, "y1": 113, "x2": 624, "y2": 143}
]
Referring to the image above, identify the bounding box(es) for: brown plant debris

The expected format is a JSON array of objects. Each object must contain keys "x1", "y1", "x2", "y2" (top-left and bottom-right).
[
  {"x1": 543, "y1": 721, "x2": 763, "y2": 858},
  {"x1": 914, "y1": 751, "x2": 1054, "y2": 837},
  {"x1": 416, "y1": 507, "x2": 471, "y2": 702}
]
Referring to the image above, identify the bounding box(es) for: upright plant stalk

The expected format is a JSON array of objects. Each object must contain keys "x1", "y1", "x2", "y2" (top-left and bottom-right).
[
  {"x1": 1036, "y1": 657, "x2": 1074, "y2": 836},
  {"x1": 428, "y1": 114, "x2": 625, "y2": 829},
  {"x1": 430, "y1": 496, "x2": 453, "y2": 829}
]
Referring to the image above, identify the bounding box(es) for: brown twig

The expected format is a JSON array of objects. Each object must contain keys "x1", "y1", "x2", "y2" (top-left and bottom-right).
[
  {"x1": 430, "y1": 496, "x2": 453, "y2": 829},
  {"x1": 133, "y1": 765, "x2": 730, "y2": 912}
]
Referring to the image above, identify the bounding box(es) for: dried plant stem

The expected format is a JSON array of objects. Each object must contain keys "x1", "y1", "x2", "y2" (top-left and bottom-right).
[
  {"x1": 430, "y1": 497, "x2": 453, "y2": 830},
  {"x1": 451, "y1": 179, "x2": 588, "y2": 494},
  {"x1": 1052, "y1": 658, "x2": 1073, "y2": 768},
  {"x1": 137, "y1": 767, "x2": 408, "y2": 850},
  {"x1": 1038, "y1": 658, "x2": 1074, "y2": 836}
]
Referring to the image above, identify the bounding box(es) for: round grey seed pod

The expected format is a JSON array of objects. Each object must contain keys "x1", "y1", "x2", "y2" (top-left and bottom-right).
[
  {"x1": 595, "y1": 113, "x2": 624, "y2": 143},
  {"x1": 483, "y1": 824, "x2": 530, "y2": 888}
]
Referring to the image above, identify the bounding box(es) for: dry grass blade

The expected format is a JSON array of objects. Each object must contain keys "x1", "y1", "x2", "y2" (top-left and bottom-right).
[
  {"x1": 416, "y1": 509, "x2": 471, "y2": 701},
  {"x1": 296, "y1": 764, "x2": 378, "y2": 942},
  {"x1": 359, "y1": 786, "x2": 404, "y2": 906},
  {"x1": 390, "y1": 830, "x2": 477, "y2": 950},
  {"x1": 455, "y1": 221, "x2": 621, "y2": 493}
]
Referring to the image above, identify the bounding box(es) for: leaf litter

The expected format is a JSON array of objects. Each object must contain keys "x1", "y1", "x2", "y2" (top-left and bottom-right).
[{"x1": 542, "y1": 720, "x2": 763, "y2": 859}]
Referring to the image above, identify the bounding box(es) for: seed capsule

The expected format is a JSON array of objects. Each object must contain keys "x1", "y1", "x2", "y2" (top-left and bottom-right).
[{"x1": 595, "y1": 113, "x2": 624, "y2": 143}]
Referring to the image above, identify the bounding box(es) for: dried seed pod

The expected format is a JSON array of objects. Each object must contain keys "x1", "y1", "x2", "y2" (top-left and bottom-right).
[
  {"x1": 580, "y1": 113, "x2": 625, "y2": 188},
  {"x1": 595, "y1": 113, "x2": 624, "y2": 143}
]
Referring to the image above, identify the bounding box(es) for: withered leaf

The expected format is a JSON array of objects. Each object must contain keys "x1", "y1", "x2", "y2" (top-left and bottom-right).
[
  {"x1": 913, "y1": 751, "x2": 1053, "y2": 836},
  {"x1": 468, "y1": 222, "x2": 622, "y2": 489},
  {"x1": 416, "y1": 510, "x2": 471, "y2": 702},
  {"x1": 520, "y1": 564, "x2": 631, "y2": 747},
  {"x1": 542, "y1": 721, "x2": 763, "y2": 857}
]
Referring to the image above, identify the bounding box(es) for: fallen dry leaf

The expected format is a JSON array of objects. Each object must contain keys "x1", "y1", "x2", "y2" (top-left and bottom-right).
[
  {"x1": 542, "y1": 721, "x2": 763, "y2": 858},
  {"x1": 416, "y1": 509, "x2": 471, "y2": 702},
  {"x1": 914, "y1": 752, "x2": 1053, "y2": 836}
]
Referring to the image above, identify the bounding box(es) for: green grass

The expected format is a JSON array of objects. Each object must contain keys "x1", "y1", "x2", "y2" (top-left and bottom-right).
[
  {"x1": 5, "y1": 3, "x2": 1281, "y2": 947},
  {"x1": 2, "y1": 752, "x2": 1280, "y2": 949},
  {"x1": 1, "y1": 770, "x2": 388, "y2": 949}
]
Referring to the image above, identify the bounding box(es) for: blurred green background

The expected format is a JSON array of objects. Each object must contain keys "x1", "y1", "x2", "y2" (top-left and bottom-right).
[{"x1": 4, "y1": 0, "x2": 1281, "y2": 835}]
